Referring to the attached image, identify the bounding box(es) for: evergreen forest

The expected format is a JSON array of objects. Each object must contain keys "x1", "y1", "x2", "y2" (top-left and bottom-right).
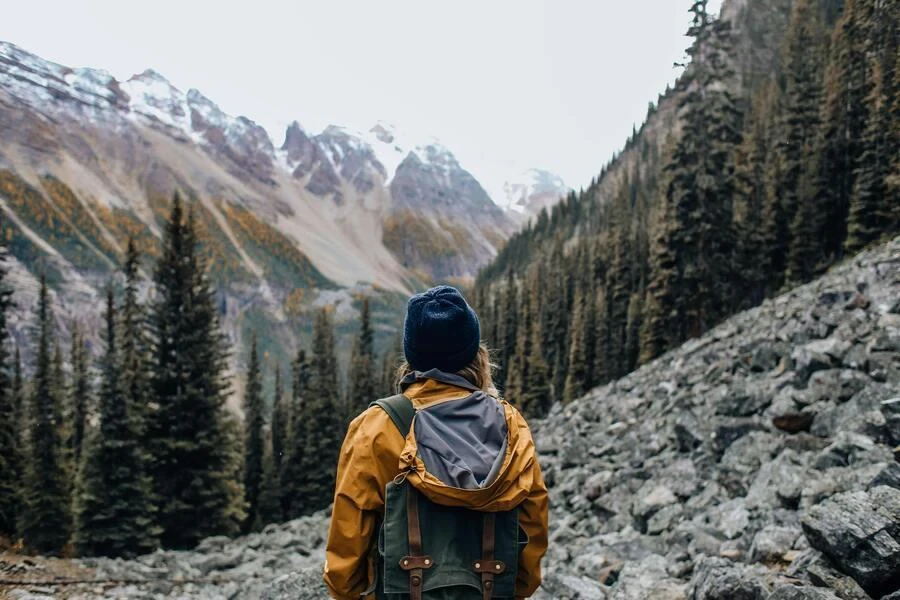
[{"x1": 0, "y1": 195, "x2": 390, "y2": 556}]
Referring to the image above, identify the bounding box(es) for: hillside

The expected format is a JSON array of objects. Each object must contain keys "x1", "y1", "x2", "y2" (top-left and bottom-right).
[
  {"x1": 473, "y1": 0, "x2": 898, "y2": 415},
  {"x1": 4, "y1": 236, "x2": 897, "y2": 600}
]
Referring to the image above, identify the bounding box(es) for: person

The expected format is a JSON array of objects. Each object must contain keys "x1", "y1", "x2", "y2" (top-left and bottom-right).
[{"x1": 324, "y1": 285, "x2": 549, "y2": 599}]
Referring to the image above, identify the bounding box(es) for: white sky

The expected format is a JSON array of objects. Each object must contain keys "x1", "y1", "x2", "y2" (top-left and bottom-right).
[{"x1": 1, "y1": 0, "x2": 722, "y2": 194}]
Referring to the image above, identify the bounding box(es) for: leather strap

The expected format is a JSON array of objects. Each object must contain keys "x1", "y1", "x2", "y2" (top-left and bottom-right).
[
  {"x1": 399, "y1": 486, "x2": 433, "y2": 600},
  {"x1": 479, "y1": 512, "x2": 499, "y2": 600}
]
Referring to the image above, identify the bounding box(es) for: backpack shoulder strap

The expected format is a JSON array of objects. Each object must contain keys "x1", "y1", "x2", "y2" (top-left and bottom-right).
[{"x1": 370, "y1": 394, "x2": 416, "y2": 436}]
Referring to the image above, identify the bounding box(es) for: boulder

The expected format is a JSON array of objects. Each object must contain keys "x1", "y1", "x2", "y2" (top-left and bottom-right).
[
  {"x1": 688, "y1": 557, "x2": 771, "y2": 600},
  {"x1": 801, "y1": 486, "x2": 900, "y2": 596}
]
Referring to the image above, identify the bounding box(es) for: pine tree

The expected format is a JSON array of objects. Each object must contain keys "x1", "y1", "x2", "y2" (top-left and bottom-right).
[
  {"x1": 280, "y1": 349, "x2": 311, "y2": 519},
  {"x1": 593, "y1": 290, "x2": 611, "y2": 383},
  {"x1": 120, "y1": 238, "x2": 151, "y2": 439},
  {"x1": 563, "y1": 285, "x2": 589, "y2": 404},
  {"x1": 640, "y1": 194, "x2": 680, "y2": 364},
  {"x1": 21, "y1": 274, "x2": 72, "y2": 554},
  {"x1": 783, "y1": 0, "x2": 829, "y2": 283},
  {"x1": 255, "y1": 428, "x2": 282, "y2": 527},
  {"x1": 624, "y1": 293, "x2": 643, "y2": 373},
  {"x1": 69, "y1": 324, "x2": 91, "y2": 470},
  {"x1": 52, "y1": 340, "x2": 72, "y2": 497},
  {"x1": 296, "y1": 309, "x2": 344, "y2": 513},
  {"x1": 545, "y1": 242, "x2": 570, "y2": 401},
  {"x1": 734, "y1": 82, "x2": 777, "y2": 306},
  {"x1": 148, "y1": 195, "x2": 244, "y2": 548},
  {"x1": 845, "y1": 0, "x2": 899, "y2": 252},
  {"x1": 0, "y1": 239, "x2": 17, "y2": 537},
  {"x1": 504, "y1": 277, "x2": 530, "y2": 404},
  {"x1": 643, "y1": 4, "x2": 742, "y2": 352},
  {"x1": 816, "y1": 0, "x2": 872, "y2": 259},
  {"x1": 499, "y1": 270, "x2": 518, "y2": 391},
  {"x1": 10, "y1": 347, "x2": 25, "y2": 534},
  {"x1": 270, "y1": 364, "x2": 288, "y2": 479},
  {"x1": 521, "y1": 314, "x2": 551, "y2": 418},
  {"x1": 379, "y1": 332, "x2": 402, "y2": 396},
  {"x1": 242, "y1": 334, "x2": 265, "y2": 532},
  {"x1": 606, "y1": 186, "x2": 634, "y2": 378},
  {"x1": 74, "y1": 288, "x2": 158, "y2": 557},
  {"x1": 347, "y1": 297, "x2": 376, "y2": 420}
]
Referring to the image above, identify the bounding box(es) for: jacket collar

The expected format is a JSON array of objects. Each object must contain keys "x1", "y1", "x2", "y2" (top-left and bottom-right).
[
  {"x1": 401, "y1": 368, "x2": 481, "y2": 392},
  {"x1": 400, "y1": 369, "x2": 481, "y2": 402}
]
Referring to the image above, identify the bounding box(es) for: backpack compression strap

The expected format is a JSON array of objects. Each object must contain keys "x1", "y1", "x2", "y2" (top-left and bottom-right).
[
  {"x1": 369, "y1": 394, "x2": 416, "y2": 436},
  {"x1": 369, "y1": 394, "x2": 434, "y2": 599}
]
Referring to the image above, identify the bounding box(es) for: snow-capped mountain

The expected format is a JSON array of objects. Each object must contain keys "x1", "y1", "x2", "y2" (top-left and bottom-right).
[
  {"x1": 0, "y1": 40, "x2": 550, "y2": 371},
  {"x1": 491, "y1": 168, "x2": 571, "y2": 222}
]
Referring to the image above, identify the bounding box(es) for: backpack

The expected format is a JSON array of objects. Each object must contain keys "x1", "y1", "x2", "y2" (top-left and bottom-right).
[{"x1": 369, "y1": 394, "x2": 527, "y2": 600}]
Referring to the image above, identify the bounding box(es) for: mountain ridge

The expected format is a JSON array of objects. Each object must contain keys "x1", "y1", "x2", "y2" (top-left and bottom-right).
[{"x1": 0, "y1": 39, "x2": 565, "y2": 373}]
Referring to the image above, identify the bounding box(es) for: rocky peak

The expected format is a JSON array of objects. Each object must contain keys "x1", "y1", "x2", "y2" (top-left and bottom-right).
[
  {"x1": 185, "y1": 88, "x2": 276, "y2": 184},
  {"x1": 281, "y1": 121, "x2": 313, "y2": 162},
  {"x1": 121, "y1": 69, "x2": 192, "y2": 134},
  {"x1": 496, "y1": 168, "x2": 569, "y2": 221},
  {"x1": 0, "y1": 41, "x2": 125, "y2": 112},
  {"x1": 276, "y1": 122, "x2": 341, "y2": 199},
  {"x1": 315, "y1": 125, "x2": 386, "y2": 193}
]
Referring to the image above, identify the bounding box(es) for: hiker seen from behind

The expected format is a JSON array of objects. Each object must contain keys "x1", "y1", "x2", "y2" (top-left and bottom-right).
[{"x1": 324, "y1": 285, "x2": 549, "y2": 599}]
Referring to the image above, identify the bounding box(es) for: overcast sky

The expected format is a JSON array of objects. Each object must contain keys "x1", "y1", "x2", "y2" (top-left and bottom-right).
[{"x1": 1, "y1": 0, "x2": 722, "y2": 193}]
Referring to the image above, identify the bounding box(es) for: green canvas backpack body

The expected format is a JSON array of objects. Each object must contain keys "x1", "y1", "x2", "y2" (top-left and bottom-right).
[{"x1": 370, "y1": 394, "x2": 527, "y2": 600}]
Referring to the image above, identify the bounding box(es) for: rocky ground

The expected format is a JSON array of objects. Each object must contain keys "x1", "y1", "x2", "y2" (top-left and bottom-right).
[
  {"x1": 536, "y1": 236, "x2": 900, "y2": 600},
  {"x1": 2, "y1": 237, "x2": 899, "y2": 599}
]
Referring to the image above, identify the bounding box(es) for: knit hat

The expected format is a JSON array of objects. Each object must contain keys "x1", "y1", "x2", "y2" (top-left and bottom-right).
[{"x1": 403, "y1": 285, "x2": 481, "y2": 373}]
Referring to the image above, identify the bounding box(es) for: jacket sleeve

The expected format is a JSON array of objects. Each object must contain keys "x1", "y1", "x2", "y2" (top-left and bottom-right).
[
  {"x1": 324, "y1": 409, "x2": 403, "y2": 600},
  {"x1": 515, "y1": 449, "x2": 550, "y2": 598}
]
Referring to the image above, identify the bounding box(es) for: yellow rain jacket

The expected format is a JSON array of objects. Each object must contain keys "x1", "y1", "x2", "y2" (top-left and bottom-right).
[{"x1": 324, "y1": 371, "x2": 549, "y2": 599}]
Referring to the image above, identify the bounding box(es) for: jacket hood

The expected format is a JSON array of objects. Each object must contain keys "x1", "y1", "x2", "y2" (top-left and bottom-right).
[{"x1": 398, "y1": 369, "x2": 541, "y2": 512}]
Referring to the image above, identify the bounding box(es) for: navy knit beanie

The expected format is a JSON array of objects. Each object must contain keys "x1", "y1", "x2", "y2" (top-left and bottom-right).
[{"x1": 403, "y1": 285, "x2": 481, "y2": 373}]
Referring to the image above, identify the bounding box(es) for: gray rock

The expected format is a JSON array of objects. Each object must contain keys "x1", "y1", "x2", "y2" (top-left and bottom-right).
[
  {"x1": 792, "y1": 344, "x2": 835, "y2": 382},
  {"x1": 648, "y1": 503, "x2": 685, "y2": 535},
  {"x1": 609, "y1": 555, "x2": 687, "y2": 600},
  {"x1": 806, "y1": 561, "x2": 873, "y2": 600},
  {"x1": 868, "y1": 462, "x2": 900, "y2": 491},
  {"x1": 688, "y1": 557, "x2": 771, "y2": 600},
  {"x1": 812, "y1": 433, "x2": 888, "y2": 470},
  {"x1": 533, "y1": 572, "x2": 609, "y2": 599},
  {"x1": 770, "y1": 585, "x2": 843, "y2": 600},
  {"x1": 750, "y1": 342, "x2": 789, "y2": 373},
  {"x1": 750, "y1": 525, "x2": 801, "y2": 563},
  {"x1": 584, "y1": 470, "x2": 614, "y2": 501},
  {"x1": 260, "y1": 568, "x2": 330, "y2": 599},
  {"x1": 633, "y1": 484, "x2": 678, "y2": 520},
  {"x1": 717, "y1": 383, "x2": 772, "y2": 417},
  {"x1": 801, "y1": 486, "x2": 900, "y2": 596}
]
